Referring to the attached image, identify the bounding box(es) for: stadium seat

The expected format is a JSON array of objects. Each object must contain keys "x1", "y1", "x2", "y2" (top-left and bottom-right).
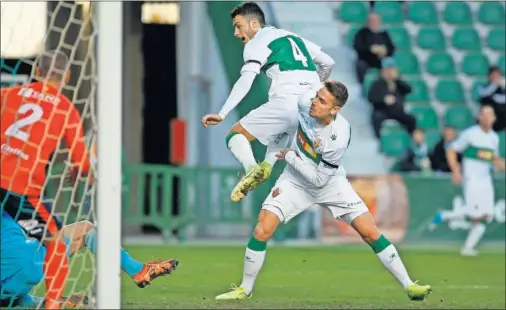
[
  {"x1": 408, "y1": 2, "x2": 438, "y2": 24},
  {"x1": 499, "y1": 55, "x2": 506, "y2": 74},
  {"x1": 425, "y1": 130, "x2": 441, "y2": 150},
  {"x1": 499, "y1": 131, "x2": 506, "y2": 157},
  {"x1": 435, "y1": 79, "x2": 465, "y2": 104},
  {"x1": 363, "y1": 70, "x2": 378, "y2": 95},
  {"x1": 451, "y1": 28, "x2": 481, "y2": 51},
  {"x1": 487, "y1": 28, "x2": 506, "y2": 51},
  {"x1": 339, "y1": 2, "x2": 369, "y2": 23},
  {"x1": 461, "y1": 53, "x2": 490, "y2": 76},
  {"x1": 478, "y1": 2, "x2": 505, "y2": 26},
  {"x1": 444, "y1": 106, "x2": 475, "y2": 130},
  {"x1": 347, "y1": 25, "x2": 361, "y2": 47},
  {"x1": 394, "y1": 52, "x2": 420, "y2": 75},
  {"x1": 380, "y1": 130, "x2": 410, "y2": 157},
  {"x1": 426, "y1": 53, "x2": 456, "y2": 76},
  {"x1": 405, "y1": 78, "x2": 430, "y2": 103},
  {"x1": 373, "y1": 2, "x2": 404, "y2": 24},
  {"x1": 416, "y1": 27, "x2": 446, "y2": 51},
  {"x1": 443, "y1": 3, "x2": 473, "y2": 25},
  {"x1": 387, "y1": 27, "x2": 411, "y2": 51},
  {"x1": 471, "y1": 78, "x2": 488, "y2": 102},
  {"x1": 409, "y1": 106, "x2": 439, "y2": 130}
]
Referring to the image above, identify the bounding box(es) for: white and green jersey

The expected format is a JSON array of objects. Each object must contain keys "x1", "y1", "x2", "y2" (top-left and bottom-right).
[
  {"x1": 284, "y1": 90, "x2": 352, "y2": 193},
  {"x1": 241, "y1": 26, "x2": 322, "y2": 98},
  {"x1": 451, "y1": 125, "x2": 499, "y2": 181}
]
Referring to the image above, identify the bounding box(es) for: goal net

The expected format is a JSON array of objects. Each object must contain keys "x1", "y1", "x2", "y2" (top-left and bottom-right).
[{"x1": 1, "y1": 2, "x2": 121, "y2": 308}]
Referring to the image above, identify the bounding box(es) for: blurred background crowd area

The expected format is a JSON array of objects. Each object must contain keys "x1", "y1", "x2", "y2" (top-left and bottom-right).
[{"x1": 1, "y1": 1, "x2": 504, "y2": 241}]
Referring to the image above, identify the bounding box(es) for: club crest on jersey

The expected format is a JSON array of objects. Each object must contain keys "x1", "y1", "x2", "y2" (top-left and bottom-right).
[{"x1": 272, "y1": 188, "x2": 281, "y2": 198}]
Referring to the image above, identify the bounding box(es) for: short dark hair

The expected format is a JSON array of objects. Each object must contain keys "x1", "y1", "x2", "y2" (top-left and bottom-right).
[
  {"x1": 325, "y1": 81, "x2": 349, "y2": 107},
  {"x1": 37, "y1": 50, "x2": 69, "y2": 80},
  {"x1": 488, "y1": 65, "x2": 501, "y2": 76},
  {"x1": 231, "y1": 2, "x2": 266, "y2": 26}
]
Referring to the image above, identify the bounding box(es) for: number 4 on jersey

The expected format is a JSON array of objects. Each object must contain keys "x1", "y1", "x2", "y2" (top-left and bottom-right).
[{"x1": 287, "y1": 37, "x2": 308, "y2": 67}]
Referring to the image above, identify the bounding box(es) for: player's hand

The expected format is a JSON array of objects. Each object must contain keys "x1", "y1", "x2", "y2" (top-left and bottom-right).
[
  {"x1": 451, "y1": 171, "x2": 462, "y2": 185},
  {"x1": 276, "y1": 148, "x2": 297, "y2": 161},
  {"x1": 65, "y1": 165, "x2": 79, "y2": 185},
  {"x1": 201, "y1": 114, "x2": 223, "y2": 127}
]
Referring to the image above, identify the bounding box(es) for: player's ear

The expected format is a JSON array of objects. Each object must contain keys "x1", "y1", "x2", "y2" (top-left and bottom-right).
[
  {"x1": 36, "y1": 68, "x2": 41, "y2": 78},
  {"x1": 64, "y1": 71, "x2": 70, "y2": 84}
]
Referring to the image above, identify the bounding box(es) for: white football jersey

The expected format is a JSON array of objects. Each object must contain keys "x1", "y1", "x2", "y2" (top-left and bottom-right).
[
  {"x1": 241, "y1": 26, "x2": 322, "y2": 99},
  {"x1": 284, "y1": 89, "x2": 352, "y2": 194},
  {"x1": 451, "y1": 124, "x2": 499, "y2": 181}
]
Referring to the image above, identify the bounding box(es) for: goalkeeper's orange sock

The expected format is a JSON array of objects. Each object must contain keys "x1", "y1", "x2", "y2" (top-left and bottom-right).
[{"x1": 43, "y1": 240, "x2": 69, "y2": 309}]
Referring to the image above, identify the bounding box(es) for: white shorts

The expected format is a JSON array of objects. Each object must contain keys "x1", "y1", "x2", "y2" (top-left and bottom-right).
[
  {"x1": 463, "y1": 179, "x2": 495, "y2": 219},
  {"x1": 240, "y1": 95, "x2": 299, "y2": 146},
  {"x1": 262, "y1": 177, "x2": 369, "y2": 224}
]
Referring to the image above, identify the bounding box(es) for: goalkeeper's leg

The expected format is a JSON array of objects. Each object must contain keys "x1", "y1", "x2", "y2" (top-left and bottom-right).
[
  {"x1": 0, "y1": 211, "x2": 45, "y2": 308},
  {"x1": 62, "y1": 221, "x2": 179, "y2": 288}
]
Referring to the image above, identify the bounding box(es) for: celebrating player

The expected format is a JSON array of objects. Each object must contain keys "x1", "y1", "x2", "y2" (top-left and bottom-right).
[
  {"x1": 0, "y1": 51, "x2": 178, "y2": 308},
  {"x1": 430, "y1": 105, "x2": 505, "y2": 256},
  {"x1": 201, "y1": 2, "x2": 335, "y2": 202},
  {"x1": 214, "y1": 81, "x2": 432, "y2": 301}
]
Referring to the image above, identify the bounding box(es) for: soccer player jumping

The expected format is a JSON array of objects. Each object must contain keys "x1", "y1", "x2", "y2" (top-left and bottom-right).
[
  {"x1": 214, "y1": 81, "x2": 432, "y2": 301},
  {"x1": 0, "y1": 51, "x2": 178, "y2": 309},
  {"x1": 201, "y1": 2, "x2": 335, "y2": 202}
]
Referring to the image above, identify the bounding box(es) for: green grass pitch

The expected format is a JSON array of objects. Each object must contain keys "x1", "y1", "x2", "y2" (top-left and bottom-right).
[{"x1": 62, "y1": 244, "x2": 505, "y2": 309}]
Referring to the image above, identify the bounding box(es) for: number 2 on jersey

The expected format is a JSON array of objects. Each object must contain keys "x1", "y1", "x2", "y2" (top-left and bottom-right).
[
  {"x1": 5, "y1": 103, "x2": 44, "y2": 142},
  {"x1": 287, "y1": 37, "x2": 308, "y2": 67}
]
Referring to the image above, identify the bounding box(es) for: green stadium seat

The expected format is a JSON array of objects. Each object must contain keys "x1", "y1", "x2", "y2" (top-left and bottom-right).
[
  {"x1": 416, "y1": 27, "x2": 446, "y2": 51},
  {"x1": 451, "y1": 28, "x2": 481, "y2": 51},
  {"x1": 471, "y1": 78, "x2": 488, "y2": 102},
  {"x1": 339, "y1": 2, "x2": 369, "y2": 23},
  {"x1": 408, "y1": 2, "x2": 438, "y2": 24},
  {"x1": 443, "y1": 3, "x2": 473, "y2": 25},
  {"x1": 387, "y1": 27, "x2": 411, "y2": 50},
  {"x1": 409, "y1": 106, "x2": 439, "y2": 130},
  {"x1": 380, "y1": 130, "x2": 410, "y2": 157},
  {"x1": 405, "y1": 78, "x2": 430, "y2": 103},
  {"x1": 499, "y1": 55, "x2": 506, "y2": 74},
  {"x1": 425, "y1": 130, "x2": 441, "y2": 150},
  {"x1": 499, "y1": 131, "x2": 506, "y2": 157},
  {"x1": 478, "y1": 2, "x2": 505, "y2": 25},
  {"x1": 487, "y1": 28, "x2": 506, "y2": 51},
  {"x1": 435, "y1": 79, "x2": 465, "y2": 104},
  {"x1": 363, "y1": 70, "x2": 378, "y2": 95},
  {"x1": 426, "y1": 53, "x2": 456, "y2": 76},
  {"x1": 461, "y1": 53, "x2": 490, "y2": 76},
  {"x1": 394, "y1": 52, "x2": 420, "y2": 75},
  {"x1": 444, "y1": 106, "x2": 475, "y2": 130},
  {"x1": 373, "y1": 2, "x2": 404, "y2": 24},
  {"x1": 347, "y1": 25, "x2": 361, "y2": 46}
]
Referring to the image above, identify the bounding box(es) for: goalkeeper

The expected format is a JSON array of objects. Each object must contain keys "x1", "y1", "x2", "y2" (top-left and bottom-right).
[
  {"x1": 1, "y1": 211, "x2": 179, "y2": 308},
  {"x1": 0, "y1": 51, "x2": 177, "y2": 308}
]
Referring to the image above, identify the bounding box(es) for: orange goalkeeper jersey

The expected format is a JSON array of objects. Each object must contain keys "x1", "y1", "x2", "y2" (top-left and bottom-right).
[{"x1": 1, "y1": 82, "x2": 90, "y2": 197}]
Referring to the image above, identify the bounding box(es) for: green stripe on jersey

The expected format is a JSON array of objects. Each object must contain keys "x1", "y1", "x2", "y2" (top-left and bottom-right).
[
  {"x1": 264, "y1": 35, "x2": 317, "y2": 72},
  {"x1": 463, "y1": 146, "x2": 495, "y2": 162},
  {"x1": 295, "y1": 124, "x2": 321, "y2": 164}
]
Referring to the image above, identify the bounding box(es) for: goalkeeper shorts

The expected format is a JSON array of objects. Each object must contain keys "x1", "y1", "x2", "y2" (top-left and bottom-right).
[{"x1": 0, "y1": 188, "x2": 63, "y2": 241}]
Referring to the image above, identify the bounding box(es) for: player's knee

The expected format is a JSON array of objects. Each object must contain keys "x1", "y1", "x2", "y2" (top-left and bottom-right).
[
  {"x1": 351, "y1": 212, "x2": 381, "y2": 244},
  {"x1": 17, "y1": 244, "x2": 44, "y2": 285},
  {"x1": 253, "y1": 210, "x2": 280, "y2": 241},
  {"x1": 229, "y1": 123, "x2": 255, "y2": 141}
]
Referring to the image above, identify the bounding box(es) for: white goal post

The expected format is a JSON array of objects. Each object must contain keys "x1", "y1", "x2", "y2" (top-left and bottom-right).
[{"x1": 96, "y1": 2, "x2": 122, "y2": 309}]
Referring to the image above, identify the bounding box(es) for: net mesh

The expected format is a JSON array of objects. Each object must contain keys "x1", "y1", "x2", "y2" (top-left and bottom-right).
[{"x1": 1, "y1": 1, "x2": 97, "y2": 307}]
